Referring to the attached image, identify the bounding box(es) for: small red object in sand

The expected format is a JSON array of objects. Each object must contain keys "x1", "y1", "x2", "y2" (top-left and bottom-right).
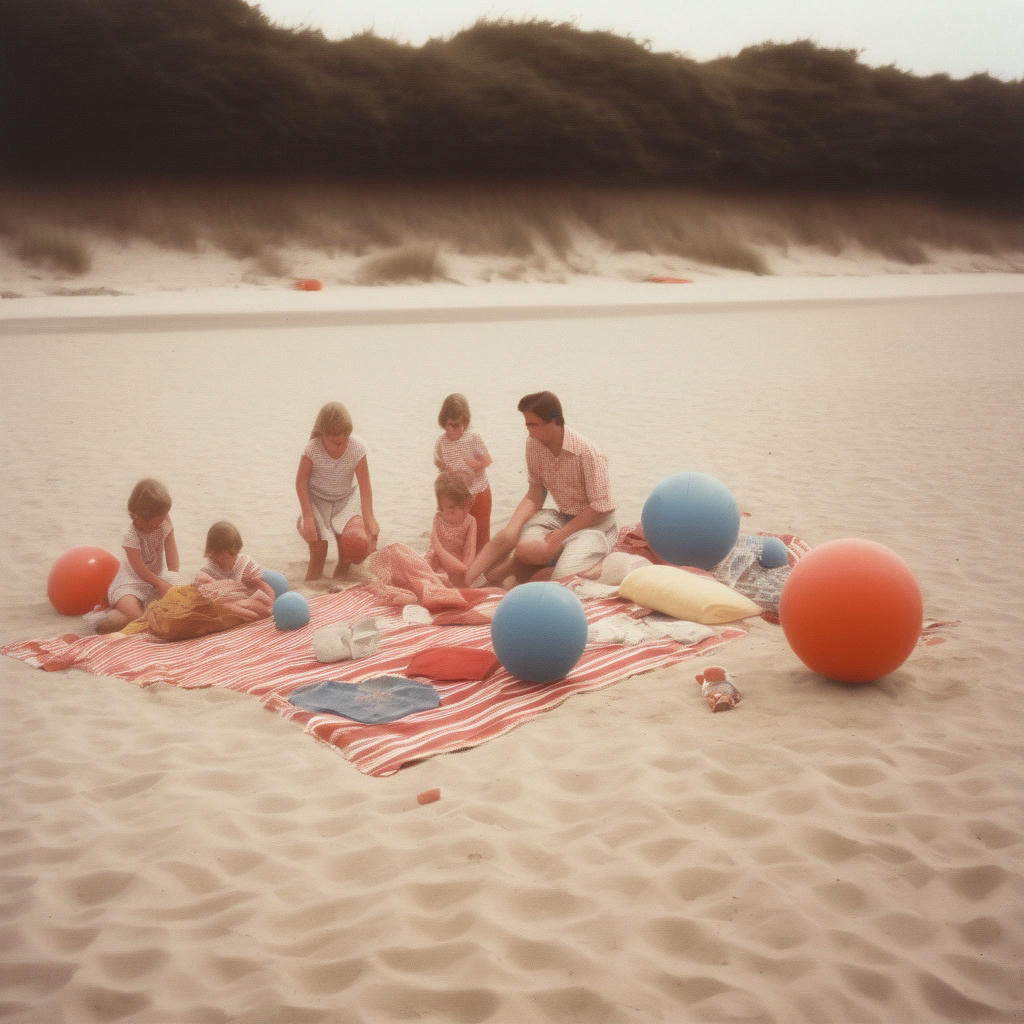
[
  {"x1": 294, "y1": 278, "x2": 323, "y2": 291},
  {"x1": 646, "y1": 275, "x2": 692, "y2": 284},
  {"x1": 695, "y1": 666, "x2": 743, "y2": 712},
  {"x1": 417, "y1": 788, "x2": 441, "y2": 805}
]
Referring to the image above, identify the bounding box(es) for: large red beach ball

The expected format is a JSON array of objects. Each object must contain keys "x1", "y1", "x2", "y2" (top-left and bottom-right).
[
  {"x1": 779, "y1": 538, "x2": 923, "y2": 683},
  {"x1": 47, "y1": 547, "x2": 120, "y2": 616}
]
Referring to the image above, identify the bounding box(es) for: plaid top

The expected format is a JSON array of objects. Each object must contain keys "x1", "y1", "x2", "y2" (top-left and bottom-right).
[
  {"x1": 525, "y1": 426, "x2": 615, "y2": 516},
  {"x1": 195, "y1": 553, "x2": 264, "y2": 587},
  {"x1": 120, "y1": 518, "x2": 173, "y2": 574},
  {"x1": 428, "y1": 512, "x2": 477, "y2": 560},
  {"x1": 433, "y1": 430, "x2": 491, "y2": 495},
  {"x1": 304, "y1": 435, "x2": 367, "y2": 502}
]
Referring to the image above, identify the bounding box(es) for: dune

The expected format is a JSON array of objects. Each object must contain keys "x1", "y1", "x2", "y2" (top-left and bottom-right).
[{"x1": 1, "y1": 239, "x2": 1022, "y2": 1022}]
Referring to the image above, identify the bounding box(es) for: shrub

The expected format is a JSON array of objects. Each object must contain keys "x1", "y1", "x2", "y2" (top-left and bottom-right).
[
  {"x1": 14, "y1": 231, "x2": 92, "y2": 275},
  {"x1": 355, "y1": 243, "x2": 448, "y2": 284}
]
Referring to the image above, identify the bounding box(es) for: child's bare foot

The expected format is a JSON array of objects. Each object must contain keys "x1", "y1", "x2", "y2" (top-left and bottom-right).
[
  {"x1": 332, "y1": 561, "x2": 351, "y2": 579},
  {"x1": 97, "y1": 610, "x2": 130, "y2": 634}
]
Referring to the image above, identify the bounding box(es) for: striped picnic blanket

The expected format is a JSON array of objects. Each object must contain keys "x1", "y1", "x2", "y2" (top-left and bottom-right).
[{"x1": 2, "y1": 584, "x2": 745, "y2": 777}]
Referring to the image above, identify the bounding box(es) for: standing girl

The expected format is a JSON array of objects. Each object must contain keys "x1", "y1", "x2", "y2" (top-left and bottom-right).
[
  {"x1": 296, "y1": 401, "x2": 380, "y2": 580},
  {"x1": 433, "y1": 393, "x2": 493, "y2": 548},
  {"x1": 98, "y1": 478, "x2": 180, "y2": 633}
]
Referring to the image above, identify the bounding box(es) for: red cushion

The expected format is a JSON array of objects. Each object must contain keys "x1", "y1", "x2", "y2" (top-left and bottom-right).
[{"x1": 406, "y1": 646, "x2": 498, "y2": 681}]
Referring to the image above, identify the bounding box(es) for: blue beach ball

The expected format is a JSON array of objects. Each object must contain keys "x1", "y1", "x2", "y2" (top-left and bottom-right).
[
  {"x1": 759, "y1": 536, "x2": 790, "y2": 569},
  {"x1": 273, "y1": 591, "x2": 310, "y2": 630},
  {"x1": 263, "y1": 569, "x2": 290, "y2": 597},
  {"x1": 491, "y1": 582, "x2": 589, "y2": 684},
  {"x1": 641, "y1": 472, "x2": 740, "y2": 570}
]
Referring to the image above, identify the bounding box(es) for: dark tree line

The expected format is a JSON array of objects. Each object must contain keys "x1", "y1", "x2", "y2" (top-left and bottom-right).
[{"x1": 2, "y1": 0, "x2": 1021, "y2": 207}]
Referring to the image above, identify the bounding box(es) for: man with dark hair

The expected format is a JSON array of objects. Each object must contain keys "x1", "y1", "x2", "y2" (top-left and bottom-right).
[
  {"x1": 467, "y1": 391, "x2": 617, "y2": 585},
  {"x1": 516, "y1": 390, "x2": 564, "y2": 425}
]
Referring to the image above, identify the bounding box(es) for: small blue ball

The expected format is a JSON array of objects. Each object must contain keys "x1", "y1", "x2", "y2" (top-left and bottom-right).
[
  {"x1": 641, "y1": 472, "x2": 740, "y2": 570},
  {"x1": 273, "y1": 591, "x2": 310, "y2": 630},
  {"x1": 491, "y1": 582, "x2": 589, "y2": 684},
  {"x1": 263, "y1": 569, "x2": 290, "y2": 597},
  {"x1": 759, "y1": 537, "x2": 789, "y2": 569}
]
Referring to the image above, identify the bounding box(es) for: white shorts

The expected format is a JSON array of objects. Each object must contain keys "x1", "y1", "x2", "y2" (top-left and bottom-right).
[
  {"x1": 301, "y1": 492, "x2": 358, "y2": 542},
  {"x1": 107, "y1": 571, "x2": 158, "y2": 608},
  {"x1": 518, "y1": 509, "x2": 618, "y2": 579}
]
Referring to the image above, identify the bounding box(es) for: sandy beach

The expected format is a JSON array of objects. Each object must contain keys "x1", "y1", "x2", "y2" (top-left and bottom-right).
[{"x1": 2, "y1": 264, "x2": 1023, "y2": 1022}]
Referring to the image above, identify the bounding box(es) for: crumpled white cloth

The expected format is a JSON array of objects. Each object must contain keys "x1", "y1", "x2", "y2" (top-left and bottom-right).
[
  {"x1": 312, "y1": 616, "x2": 379, "y2": 663},
  {"x1": 644, "y1": 614, "x2": 716, "y2": 646},
  {"x1": 587, "y1": 613, "x2": 716, "y2": 647},
  {"x1": 588, "y1": 614, "x2": 650, "y2": 646},
  {"x1": 401, "y1": 604, "x2": 433, "y2": 625},
  {"x1": 598, "y1": 552, "x2": 653, "y2": 585},
  {"x1": 571, "y1": 554, "x2": 654, "y2": 600},
  {"x1": 573, "y1": 580, "x2": 620, "y2": 600}
]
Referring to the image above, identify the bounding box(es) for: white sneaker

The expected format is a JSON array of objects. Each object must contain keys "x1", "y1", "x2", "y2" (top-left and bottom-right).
[{"x1": 81, "y1": 606, "x2": 107, "y2": 635}]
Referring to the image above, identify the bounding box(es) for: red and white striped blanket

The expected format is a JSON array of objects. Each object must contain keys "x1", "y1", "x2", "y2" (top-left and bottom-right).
[{"x1": 2, "y1": 585, "x2": 745, "y2": 777}]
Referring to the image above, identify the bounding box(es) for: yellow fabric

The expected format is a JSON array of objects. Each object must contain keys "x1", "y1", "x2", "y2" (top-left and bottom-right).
[
  {"x1": 618, "y1": 564, "x2": 761, "y2": 624},
  {"x1": 122, "y1": 585, "x2": 250, "y2": 640}
]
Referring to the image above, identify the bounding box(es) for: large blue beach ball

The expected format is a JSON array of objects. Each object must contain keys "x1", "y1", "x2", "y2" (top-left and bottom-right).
[
  {"x1": 641, "y1": 472, "x2": 740, "y2": 570},
  {"x1": 491, "y1": 582, "x2": 589, "y2": 684},
  {"x1": 273, "y1": 591, "x2": 310, "y2": 630}
]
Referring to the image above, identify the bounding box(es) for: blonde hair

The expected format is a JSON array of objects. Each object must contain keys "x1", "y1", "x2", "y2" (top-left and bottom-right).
[
  {"x1": 127, "y1": 478, "x2": 172, "y2": 519},
  {"x1": 205, "y1": 521, "x2": 243, "y2": 557},
  {"x1": 434, "y1": 472, "x2": 472, "y2": 509},
  {"x1": 437, "y1": 393, "x2": 471, "y2": 429},
  {"x1": 311, "y1": 401, "x2": 352, "y2": 439}
]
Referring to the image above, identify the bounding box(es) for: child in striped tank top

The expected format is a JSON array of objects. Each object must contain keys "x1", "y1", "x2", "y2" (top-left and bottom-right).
[{"x1": 425, "y1": 473, "x2": 478, "y2": 587}]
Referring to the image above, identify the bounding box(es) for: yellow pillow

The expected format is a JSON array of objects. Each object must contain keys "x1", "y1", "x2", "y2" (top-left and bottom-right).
[{"x1": 618, "y1": 564, "x2": 762, "y2": 624}]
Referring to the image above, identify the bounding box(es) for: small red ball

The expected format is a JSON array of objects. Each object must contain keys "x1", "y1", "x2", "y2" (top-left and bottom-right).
[{"x1": 780, "y1": 539, "x2": 922, "y2": 683}]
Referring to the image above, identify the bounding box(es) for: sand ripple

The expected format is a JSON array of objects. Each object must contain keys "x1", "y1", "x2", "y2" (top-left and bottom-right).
[{"x1": 2, "y1": 288, "x2": 1024, "y2": 1021}]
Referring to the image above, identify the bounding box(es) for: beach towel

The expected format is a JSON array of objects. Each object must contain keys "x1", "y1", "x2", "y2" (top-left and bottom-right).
[{"x1": 2, "y1": 583, "x2": 744, "y2": 777}]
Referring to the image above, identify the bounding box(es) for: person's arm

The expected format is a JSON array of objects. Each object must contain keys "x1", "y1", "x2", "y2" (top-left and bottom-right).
[
  {"x1": 463, "y1": 484, "x2": 543, "y2": 583},
  {"x1": 461, "y1": 517, "x2": 478, "y2": 569},
  {"x1": 295, "y1": 455, "x2": 318, "y2": 543},
  {"x1": 430, "y1": 519, "x2": 466, "y2": 576},
  {"x1": 163, "y1": 528, "x2": 180, "y2": 574},
  {"x1": 505, "y1": 483, "x2": 545, "y2": 538},
  {"x1": 467, "y1": 435, "x2": 493, "y2": 472},
  {"x1": 538, "y1": 505, "x2": 607, "y2": 560},
  {"x1": 247, "y1": 563, "x2": 276, "y2": 602},
  {"x1": 124, "y1": 546, "x2": 172, "y2": 596},
  {"x1": 220, "y1": 599, "x2": 263, "y2": 621},
  {"x1": 354, "y1": 456, "x2": 380, "y2": 545}
]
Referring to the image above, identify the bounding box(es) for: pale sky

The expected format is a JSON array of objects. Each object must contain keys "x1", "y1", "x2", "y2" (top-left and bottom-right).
[{"x1": 250, "y1": 0, "x2": 1022, "y2": 81}]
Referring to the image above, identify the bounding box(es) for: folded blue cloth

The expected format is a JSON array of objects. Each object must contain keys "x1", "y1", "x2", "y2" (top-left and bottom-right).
[{"x1": 287, "y1": 675, "x2": 440, "y2": 724}]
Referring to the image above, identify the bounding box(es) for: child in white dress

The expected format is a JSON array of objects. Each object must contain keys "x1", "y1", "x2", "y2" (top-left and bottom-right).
[
  {"x1": 425, "y1": 473, "x2": 478, "y2": 587},
  {"x1": 97, "y1": 478, "x2": 180, "y2": 633},
  {"x1": 194, "y1": 521, "x2": 275, "y2": 621},
  {"x1": 296, "y1": 402, "x2": 380, "y2": 580}
]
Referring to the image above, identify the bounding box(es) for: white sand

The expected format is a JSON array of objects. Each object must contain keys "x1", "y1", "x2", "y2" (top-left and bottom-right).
[{"x1": 1, "y1": 261, "x2": 1023, "y2": 1022}]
